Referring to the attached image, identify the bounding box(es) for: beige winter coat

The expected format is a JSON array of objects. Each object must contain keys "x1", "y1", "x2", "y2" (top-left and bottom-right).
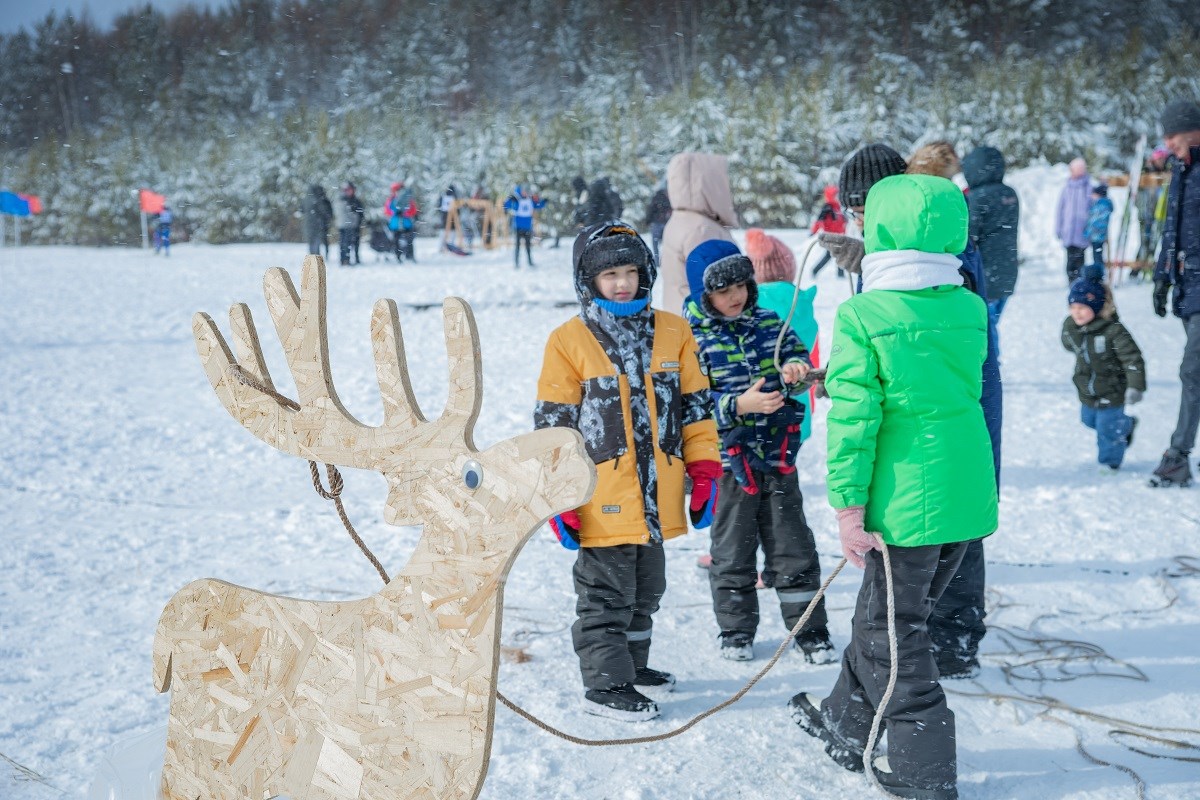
[{"x1": 659, "y1": 153, "x2": 738, "y2": 313}]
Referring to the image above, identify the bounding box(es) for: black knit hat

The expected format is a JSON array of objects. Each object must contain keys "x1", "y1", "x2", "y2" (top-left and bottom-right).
[
  {"x1": 839, "y1": 144, "x2": 908, "y2": 209},
  {"x1": 1092, "y1": 182, "x2": 1108, "y2": 197},
  {"x1": 1161, "y1": 99, "x2": 1200, "y2": 136},
  {"x1": 572, "y1": 220, "x2": 655, "y2": 301}
]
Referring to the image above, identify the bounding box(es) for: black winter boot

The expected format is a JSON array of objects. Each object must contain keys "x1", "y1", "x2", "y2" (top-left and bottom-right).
[
  {"x1": 1150, "y1": 449, "x2": 1193, "y2": 487},
  {"x1": 583, "y1": 684, "x2": 659, "y2": 722},
  {"x1": 787, "y1": 692, "x2": 864, "y2": 772},
  {"x1": 632, "y1": 666, "x2": 675, "y2": 699},
  {"x1": 872, "y1": 756, "x2": 959, "y2": 799},
  {"x1": 793, "y1": 628, "x2": 838, "y2": 665}
]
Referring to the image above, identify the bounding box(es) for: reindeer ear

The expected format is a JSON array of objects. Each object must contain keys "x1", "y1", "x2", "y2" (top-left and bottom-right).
[{"x1": 441, "y1": 297, "x2": 483, "y2": 442}]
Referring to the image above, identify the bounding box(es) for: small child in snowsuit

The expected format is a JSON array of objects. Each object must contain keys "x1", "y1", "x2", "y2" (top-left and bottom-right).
[
  {"x1": 1084, "y1": 183, "x2": 1114, "y2": 275},
  {"x1": 534, "y1": 221, "x2": 721, "y2": 722},
  {"x1": 1061, "y1": 272, "x2": 1146, "y2": 470},
  {"x1": 682, "y1": 238, "x2": 835, "y2": 664},
  {"x1": 789, "y1": 174, "x2": 998, "y2": 800}
]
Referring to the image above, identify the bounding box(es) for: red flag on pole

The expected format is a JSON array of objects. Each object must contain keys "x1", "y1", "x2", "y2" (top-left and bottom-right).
[
  {"x1": 19, "y1": 194, "x2": 42, "y2": 214},
  {"x1": 139, "y1": 189, "x2": 166, "y2": 214}
]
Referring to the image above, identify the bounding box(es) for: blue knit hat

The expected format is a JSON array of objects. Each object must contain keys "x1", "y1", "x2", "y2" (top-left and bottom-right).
[
  {"x1": 1068, "y1": 275, "x2": 1106, "y2": 314},
  {"x1": 685, "y1": 239, "x2": 758, "y2": 317}
]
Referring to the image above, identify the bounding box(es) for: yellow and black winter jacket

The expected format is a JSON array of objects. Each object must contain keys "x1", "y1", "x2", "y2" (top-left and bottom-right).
[{"x1": 535, "y1": 308, "x2": 719, "y2": 547}]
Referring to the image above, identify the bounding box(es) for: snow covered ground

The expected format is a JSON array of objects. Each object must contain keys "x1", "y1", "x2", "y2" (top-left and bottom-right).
[{"x1": 2, "y1": 165, "x2": 1199, "y2": 799}]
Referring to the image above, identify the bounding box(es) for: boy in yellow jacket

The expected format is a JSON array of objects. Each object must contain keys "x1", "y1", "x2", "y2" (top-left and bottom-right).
[{"x1": 535, "y1": 222, "x2": 721, "y2": 721}]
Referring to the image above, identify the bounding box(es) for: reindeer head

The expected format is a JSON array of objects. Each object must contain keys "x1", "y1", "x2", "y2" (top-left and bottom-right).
[{"x1": 193, "y1": 255, "x2": 595, "y2": 565}]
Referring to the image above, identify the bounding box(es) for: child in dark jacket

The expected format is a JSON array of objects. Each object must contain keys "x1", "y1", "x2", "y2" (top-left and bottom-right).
[
  {"x1": 535, "y1": 221, "x2": 721, "y2": 722},
  {"x1": 1062, "y1": 273, "x2": 1146, "y2": 470},
  {"x1": 682, "y1": 239, "x2": 834, "y2": 664}
]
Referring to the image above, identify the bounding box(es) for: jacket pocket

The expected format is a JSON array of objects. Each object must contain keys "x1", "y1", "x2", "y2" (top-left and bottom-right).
[
  {"x1": 652, "y1": 368, "x2": 683, "y2": 458},
  {"x1": 579, "y1": 375, "x2": 626, "y2": 464}
]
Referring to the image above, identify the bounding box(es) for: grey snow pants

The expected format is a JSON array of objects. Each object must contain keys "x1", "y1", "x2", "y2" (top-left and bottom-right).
[
  {"x1": 572, "y1": 541, "x2": 666, "y2": 690},
  {"x1": 822, "y1": 540, "x2": 971, "y2": 791},
  {"x1": 1170, "y1": 313, "x2": 1200, "y2": 455},
  {"x1": 709, "y1": 470, "x2": 828, "y2": 638}
]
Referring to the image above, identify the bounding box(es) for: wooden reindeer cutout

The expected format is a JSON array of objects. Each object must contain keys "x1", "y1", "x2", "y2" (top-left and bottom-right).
[{"x1": 155, "y1": 255, "x2": 595, "y2": 800}]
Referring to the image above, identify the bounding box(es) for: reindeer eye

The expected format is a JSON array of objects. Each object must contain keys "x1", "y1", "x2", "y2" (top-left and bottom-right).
[{"x1": 462, "y1": 460, "x2": 483, "y2": 491}]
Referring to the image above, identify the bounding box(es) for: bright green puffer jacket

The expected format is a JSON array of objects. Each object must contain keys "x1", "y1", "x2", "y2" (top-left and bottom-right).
[{"x1": 826, "y1": 174, "x2": 998, "y2": 547}]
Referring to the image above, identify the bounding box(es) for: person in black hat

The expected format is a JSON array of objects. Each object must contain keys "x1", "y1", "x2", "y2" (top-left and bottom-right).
[
  {"x1": 533, "y1": 221, "x2": 721, "y2": 721},
  {"x1": 816, "y1": 144, "x2": 909, "y2": 280},
  {"x1": 1151, "y1": 98, "x2": 1200, "y2": 486}
]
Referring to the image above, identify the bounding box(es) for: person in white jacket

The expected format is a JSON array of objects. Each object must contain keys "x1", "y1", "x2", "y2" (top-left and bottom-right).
[{"x1": 659, "y1": 153, "x2": 739, "y2": 313}]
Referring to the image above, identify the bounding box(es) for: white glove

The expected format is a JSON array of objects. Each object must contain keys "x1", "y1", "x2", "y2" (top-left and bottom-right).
[{"x1": 1125, "y1": 388, "x2": 1143, "y2": 406}]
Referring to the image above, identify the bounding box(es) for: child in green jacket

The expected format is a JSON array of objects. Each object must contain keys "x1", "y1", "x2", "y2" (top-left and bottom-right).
[{"x1": 788, "y1": 174, "x2": 998, "y2": 800}]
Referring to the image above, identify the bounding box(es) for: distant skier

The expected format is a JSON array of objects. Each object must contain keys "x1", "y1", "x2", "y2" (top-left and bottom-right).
[
  {"x1": 155, "y1": 205, "x2": 174, "y2": 256},
  {"x1": 504, "y1": 185, "x2": 546, "y2": 268},
  {"x1": 333, "y1": 182, "x2": 359, "y2": 267},
  {"x1": 385, "y1": 181, "x2": 418, "y2": 262},
  {"x1": 438, "y1": 185, "x2": 457, "y2": 250}
]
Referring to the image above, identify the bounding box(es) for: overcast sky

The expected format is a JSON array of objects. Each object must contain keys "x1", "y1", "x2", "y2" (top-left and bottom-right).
[{"x1": 0, "y1": 0, "x2": 228, "y2": 34}]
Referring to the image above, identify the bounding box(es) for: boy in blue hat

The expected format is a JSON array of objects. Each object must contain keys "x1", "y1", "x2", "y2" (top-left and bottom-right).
[
  {"x1": 1062, "y1": 273, "x2": 1146, "y2": 470},
  {"x1": 682, "y1": 239, "x2": 834, "y2": 663}
]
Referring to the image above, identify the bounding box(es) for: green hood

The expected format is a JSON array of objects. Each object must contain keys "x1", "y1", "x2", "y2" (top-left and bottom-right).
[{"x1": 863, "y1": 174, "x2": 968, "y2": 256}]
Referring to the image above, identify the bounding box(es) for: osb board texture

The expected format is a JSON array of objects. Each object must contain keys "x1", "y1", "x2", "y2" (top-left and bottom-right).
[{"x1": 156, "y1": 256, "x2": 596, "y2": 799}]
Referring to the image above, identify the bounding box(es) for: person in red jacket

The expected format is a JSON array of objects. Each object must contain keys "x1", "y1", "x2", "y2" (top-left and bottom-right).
[{"x1": 809, "y1": 185, "x2": 847, "y2": 277}]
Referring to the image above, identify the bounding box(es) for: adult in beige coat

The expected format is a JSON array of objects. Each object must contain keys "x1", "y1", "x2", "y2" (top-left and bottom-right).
[{"x1": 659, "y1": 153, "x2": 739, "y2": 312}]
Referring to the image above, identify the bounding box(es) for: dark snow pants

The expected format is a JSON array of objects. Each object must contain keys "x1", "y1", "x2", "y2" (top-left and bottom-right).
[
  {"x1": 307, "y1": 231, "x2": 324, "y2": 256},
  {"x1": 338, "y1": 227, "x2": 355, "y2": 265},
  {"x1": 709, "y1": 471, "x2": 827, "y2": 638},
  {"x1": 572, "y1": 541, "x2": 666, "y2": 690},
  {"x1": 1170, "y1": 314, "x2": 1200, "y2": 455},
  {"x1": 514, "y1": 228, "x2": 534, "y2": 267},
  {"x1": 928, "y1": 538, "x2": 986, "y2": 673},
  {"x1": 822, "y1": 540, "x2": 971, "y2": 792},
  {"x1": 1066, "y1": 245, "x2": 1086, "y2": 282}
]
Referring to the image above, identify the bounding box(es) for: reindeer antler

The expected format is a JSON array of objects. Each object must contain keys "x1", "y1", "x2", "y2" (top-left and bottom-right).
[{"x1": 193, "y1": 255, "x2": 483, "y2": 471}]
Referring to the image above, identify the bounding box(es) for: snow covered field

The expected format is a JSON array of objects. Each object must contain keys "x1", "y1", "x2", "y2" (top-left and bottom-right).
[{"x1": 2, "y1": 166, "x2": 1199, "y2": 799}]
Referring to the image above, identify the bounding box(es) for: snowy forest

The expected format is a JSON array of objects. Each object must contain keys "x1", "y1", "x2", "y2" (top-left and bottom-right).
[{"x1": 2, "y1": 0, "x2": 1199, "y2": 245}]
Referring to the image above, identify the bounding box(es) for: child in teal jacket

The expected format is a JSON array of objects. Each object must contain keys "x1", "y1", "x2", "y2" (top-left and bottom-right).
[{"x1": 789, "y1": 174, "x2": 998, "y2": 800}]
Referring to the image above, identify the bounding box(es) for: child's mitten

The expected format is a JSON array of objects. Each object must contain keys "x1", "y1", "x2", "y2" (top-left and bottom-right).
[
  {"x1": 1125, "y1": 388, "x2": 1143, "y2": 405},
  {"x1": 836, "y1": 506, "x2": 881, "y2": 569},
  {"x1": 686, "y1": 460, "x2": 722, "y2": 528},
  {"x1": 550, "y1": 510, "x2": 581, "y2": 550}
]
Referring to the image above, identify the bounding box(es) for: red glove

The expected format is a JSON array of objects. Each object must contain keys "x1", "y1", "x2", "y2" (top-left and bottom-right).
[
  {"x1": 550, "y1": 510, "x2": 581, "y2": 550},
  {"x1": 687, "y1": 460, "x2": 722, "y2": 528},
  {"x1": 836, "y1": 506, "x2": 882, "y2": 569}
]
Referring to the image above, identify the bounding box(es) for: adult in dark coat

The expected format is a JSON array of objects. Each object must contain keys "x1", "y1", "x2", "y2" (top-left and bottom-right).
[
  {"x1": 643, "y1": 185, "x2": 672, "y2": 263},
  {"x1": 963, "y1": 146, "x2": 1020, "y2": 319},
  {"x1": 585, "y1": 177, "x2": 619, "y2": 227},
  {"x1": 1151, "y1": 98, "x2": 1200, "y2": 486},
  {"x1": 303, "y1": 185, "x2": 332, "y2": 257}
]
